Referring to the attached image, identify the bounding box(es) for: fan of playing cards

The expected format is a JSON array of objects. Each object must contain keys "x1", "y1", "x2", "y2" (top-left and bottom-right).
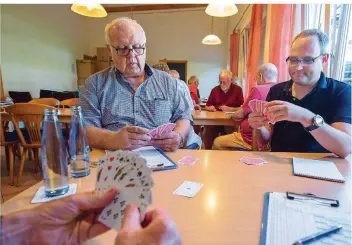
[
  {"x1": 248, "y1": 99, "x2": 275, "y2": 124},
  {"x1": 148, "y1": 123, "x2": 176, "y2": 138},
  {"x1": 95, "y1": 150, "x2": 154, "y2": 230}
]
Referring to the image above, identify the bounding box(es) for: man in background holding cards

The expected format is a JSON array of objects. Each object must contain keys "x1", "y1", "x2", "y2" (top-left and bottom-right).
[
  {"x1": 203, "y1": 69, "x2": 244, "y2": 149},
  {"x1": 248, "y1": 29, "x2": 351, "y2": 158},
  {"x1": 78, "y1": 17, "x2": 201, "y2": 152},
  {"x1": 213, "y1": 63, "x2": 278, "y2": 150}
]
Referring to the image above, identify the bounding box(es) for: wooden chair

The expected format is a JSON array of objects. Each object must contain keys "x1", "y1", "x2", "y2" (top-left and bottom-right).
[
  {"x1": 60, "y1": 98, "x2": 78, "y2": 107},
  {"x1": 6, "y1": 103, "x2": 56, "y2": 186},
  {"x1": 0, "y1": 116, "x2": 19, "y2": 185},
  {"x1": 251, "y1": 128, "x2": 271, "y2": 151},
  {"x1": 29, "y1": 98, "x2": 60, "y2": 107}
]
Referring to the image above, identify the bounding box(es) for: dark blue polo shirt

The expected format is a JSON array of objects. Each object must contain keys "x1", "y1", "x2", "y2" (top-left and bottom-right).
[{"x1": 266, "y1": 72, "x2": 351, "y2": 153}]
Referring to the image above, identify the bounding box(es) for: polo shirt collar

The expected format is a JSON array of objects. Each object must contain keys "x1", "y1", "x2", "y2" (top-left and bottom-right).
[
  {"x1": 114, "y1": 63, "x2": 154, "y2": 79},
  {"x1": 283, "y1": 72, "x2": 328, "y2": 93}
]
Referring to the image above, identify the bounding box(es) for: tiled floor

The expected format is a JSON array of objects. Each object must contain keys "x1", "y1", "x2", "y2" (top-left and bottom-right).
[{"x1": 1, "y1": 148, "x2": 42, "y2": 203}]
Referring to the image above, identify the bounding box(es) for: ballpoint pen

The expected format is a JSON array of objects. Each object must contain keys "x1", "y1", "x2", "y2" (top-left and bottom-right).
[{"x1": 292, "y1": 225, "x2": 343, "y2": 245}]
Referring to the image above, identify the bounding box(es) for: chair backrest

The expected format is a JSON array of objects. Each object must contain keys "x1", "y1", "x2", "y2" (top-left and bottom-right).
[
  {"x1": 29, "y1": 98, "x2": 59, "y2": 107},
  {"x1": 39, "y1": 89, "x2": 55, "y2": 98},
  {"x1": 6, "y1": 103, "x2": 56, "y2": 145},
  {"x1": 60, "y1": 98, "x2": 78, "y2": 107},
  {"x1": 8, "y1": 91, "x2": 32, "y2": 103},
  {"x1": 52, "y1": 91, "x2": 77, "y2": 101}
]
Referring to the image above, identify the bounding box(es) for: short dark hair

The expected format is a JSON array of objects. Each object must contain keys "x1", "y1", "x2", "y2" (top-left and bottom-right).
[{"x1": 292, "y1": 29, "x2": 330, "y2": 54}]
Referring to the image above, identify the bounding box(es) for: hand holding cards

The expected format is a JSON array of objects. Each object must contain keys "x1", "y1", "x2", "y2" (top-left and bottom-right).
[
  {"x1": 248, "y1": 99, "x2": 275, "y2": 124},
  {"x1": 95, "y1": 150, "x2": 154, "y2": 230},
  {"x1": 149, "y1": 123, "x2": 176, "y2": 138}
]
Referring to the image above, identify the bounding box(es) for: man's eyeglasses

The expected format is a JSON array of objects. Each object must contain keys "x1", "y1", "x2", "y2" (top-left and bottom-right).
[
  {"x1": 286, "y1": 54, "x2": 324, "y2": 66},
  {"x1": 112, "y1": 44, "x2": 146, "y2": 56}
]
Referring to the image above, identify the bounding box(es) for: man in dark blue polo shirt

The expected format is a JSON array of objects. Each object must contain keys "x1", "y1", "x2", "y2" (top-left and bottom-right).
[{"x1": 248, "y1": 29, "x2": 351, "y2": 158}]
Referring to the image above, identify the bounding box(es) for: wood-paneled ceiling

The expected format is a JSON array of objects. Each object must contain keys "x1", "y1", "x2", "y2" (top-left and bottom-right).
[{"x1": 103, "y1": 4, "x2": 207, "y2": 13}]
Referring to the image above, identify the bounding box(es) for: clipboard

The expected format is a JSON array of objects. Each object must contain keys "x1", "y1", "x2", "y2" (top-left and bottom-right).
[
  {"x1": 133, "y1": 146, "x2": 178, "y2": 172},
  {"x1": 260, "y1": 192, "x2": 348, "y2": 245}
]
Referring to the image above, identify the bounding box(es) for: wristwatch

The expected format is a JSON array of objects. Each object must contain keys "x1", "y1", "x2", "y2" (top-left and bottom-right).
[{"x1": 304, "y1": 114, "x2": 324, "y2": 132}]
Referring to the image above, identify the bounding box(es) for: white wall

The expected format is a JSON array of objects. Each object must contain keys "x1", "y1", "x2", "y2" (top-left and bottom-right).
[
  {"x1": 84, "y1": 9, "x2": 229, "y2": 98},
  {"x1": 1, "y1": 5, "x2": 248, "y2": 98},
  {"x1": 1, "y1": 4, "x2": 85, "y2": 98}
]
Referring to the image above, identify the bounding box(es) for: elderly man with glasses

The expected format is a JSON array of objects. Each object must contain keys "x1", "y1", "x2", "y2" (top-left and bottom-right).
[
  {"x1": 248, "y1": 29, "x2": 351, "y2": 158},
  {"x1": 78, "y1": 17, "x2": 201, "y2": 151}
]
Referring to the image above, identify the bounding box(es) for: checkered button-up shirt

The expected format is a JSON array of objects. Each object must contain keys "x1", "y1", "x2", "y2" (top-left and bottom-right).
[{"x1": 78, "y1": 64, "x2": 201, "y2": 148}]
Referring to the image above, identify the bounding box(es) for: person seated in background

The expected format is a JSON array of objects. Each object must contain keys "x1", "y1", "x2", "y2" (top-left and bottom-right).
[
  {"x1": 249, "y1": 29, "x2": 351, "y2": 158},
  {"x1": 205, "y1": 69, "x2": 244, "y2": 112},
  {"x1": 1, "y1": 189, "x2": 182, "y2": 245},
  {"x1": 213, "y1": 63, "x2": 278, "y2": 150},
  {"x1": 202, "y1": 70, "x2": 244, "y2": 149},
  {"x1": 169, "y1": 70, "x2": 180, "y2": 79},
  {"x1": 78, "y1": 17, "x2": 201, "y2": 151},
  {"x1": 188, "y1": 75, "x2": 201, "y2": 111}
]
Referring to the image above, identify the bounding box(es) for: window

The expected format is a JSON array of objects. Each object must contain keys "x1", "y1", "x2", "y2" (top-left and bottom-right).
[{"x1": 343, "y1": 12, "x2": 352, "y2": 84}]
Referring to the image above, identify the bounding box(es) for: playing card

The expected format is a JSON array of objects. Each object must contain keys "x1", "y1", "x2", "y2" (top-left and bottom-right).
[
  {"x1": 99, "y1": 187, "x2": 151, "y2": 230},
  {"x1": 248, "y1": 99, "x2": 267, "y2": 113},
  {"x1": 148, "y1": 123, "x2": 176, "y2": 138},
  {"x1": 178, "y1": 156, "x2": 199, "y2": 166},
  {"x1": 173, "y1": 181, "x2": 203, "y2": 198},
  {"x1": 240, "y1": 157, "x2": 266, "y2": 165},
  {"x1": 96, "y1": 150, "x2": 154, "y2": 231}
]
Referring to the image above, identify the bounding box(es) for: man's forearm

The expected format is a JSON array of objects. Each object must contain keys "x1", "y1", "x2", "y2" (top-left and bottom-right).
[
  {"x1": 1, "y1": 209, "x2": 37, "y2": 245},
  {"x1": 174, "y1": 119, "x2": 191, "y2": 145},
  {"x1": 310, "y1": 124, "x2": 351, "y2": 158},
  {"x1": 87, "y1": 126, "x2": 118, "y2": 151},
  {"x1": 299, "y1": 112, "x2": 351, "y2": 158}
]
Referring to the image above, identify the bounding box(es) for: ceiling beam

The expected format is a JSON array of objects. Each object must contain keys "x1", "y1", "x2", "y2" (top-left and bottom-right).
[{"x1": 105, "y1": 4, "x2": 208, "y2": 13}]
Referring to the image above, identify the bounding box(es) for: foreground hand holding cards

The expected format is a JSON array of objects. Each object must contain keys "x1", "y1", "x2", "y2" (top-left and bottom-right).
[{"x1": 95, "y1": 150, "x2": 154, "y2": 230}]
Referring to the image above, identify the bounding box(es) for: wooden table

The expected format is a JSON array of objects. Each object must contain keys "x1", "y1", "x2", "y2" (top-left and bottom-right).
[
  {"x1": 192, "y1": 111, "x2": 240, "y2": 126},
  {"x1": 0, "y1": 108, "x2": 72, "y2": 123},
  {"x1": 1, "y1": 150, "x2": 350, "y2": 244}
]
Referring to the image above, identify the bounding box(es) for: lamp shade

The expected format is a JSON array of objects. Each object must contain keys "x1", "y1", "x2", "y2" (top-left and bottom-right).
[
  {"x1": 205, "y1": 4, "x2": 238, "y2": 17},
  {"x1": 202, "y1": 34, "x2": 222, "y2": 45},
  {"x1": 71, "y1": 3, "x2": 107, "y2": 18}
]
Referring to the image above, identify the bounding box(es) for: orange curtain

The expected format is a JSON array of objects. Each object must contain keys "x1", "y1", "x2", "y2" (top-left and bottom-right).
[
  {"x1": 245, "y1": 4, "x2": 263, "y2": 98},
  {"x1": 230, "y1": 32, "x2": 239, "y2": 77},
  {"x1": 268, "y1": 4, "x2": 296, "y2": 82}
]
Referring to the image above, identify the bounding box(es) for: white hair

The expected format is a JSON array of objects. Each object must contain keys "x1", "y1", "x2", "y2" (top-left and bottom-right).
[
  {"x1": 219, "y1": 69, "x2": 233, "y2": 79},
  {"x1": 258, "y1": 63, "x2": 278, "y2": 81},
  {"x1": 104, "y1": 17, "x2": 146, "y2": 45}
]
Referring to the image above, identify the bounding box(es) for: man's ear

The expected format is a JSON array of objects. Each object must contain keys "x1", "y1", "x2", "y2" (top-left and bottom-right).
[{"x1": 322, "y1": 53, "x2": 329, "y2": 64}]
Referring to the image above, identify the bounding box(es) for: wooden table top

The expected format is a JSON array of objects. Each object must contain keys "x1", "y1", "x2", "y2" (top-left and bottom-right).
[
  {"x1": 2, "y1": 150, "x2": 350, "y2": 244},
  {"x1": 192, "y1": 110, "x2": 240, "y2": 126}
]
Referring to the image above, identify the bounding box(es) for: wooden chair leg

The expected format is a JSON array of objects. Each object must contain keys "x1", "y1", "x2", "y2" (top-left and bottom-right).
[
  {"x1": 0, "y1": 188, "x2": 4, "y2": 203},
  {"x1": 33, "y1": 148, "x2": 40, "y2": 173},
  {"x1": 5, "y1": 145, "x2": 10, "y2": 171},
  {"x1": 8, "y1": 145, "x2": 14, "y2": 186},
  {"x1": 16, "y1": 148, "x2": 27, "y2": 187}
]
